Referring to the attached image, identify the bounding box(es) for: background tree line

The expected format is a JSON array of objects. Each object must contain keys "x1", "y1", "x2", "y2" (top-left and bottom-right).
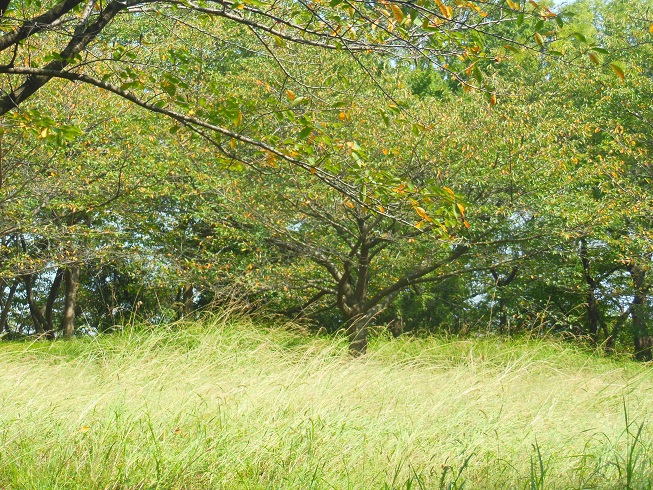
[{"x1": 1, "y1": 0, "x2": 652, "y2": 358}]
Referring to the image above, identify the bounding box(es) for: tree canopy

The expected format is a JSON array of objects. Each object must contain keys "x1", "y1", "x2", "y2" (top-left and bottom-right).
[{"x1": 2, "y1": 0, "x2": 653, "y2": 359}]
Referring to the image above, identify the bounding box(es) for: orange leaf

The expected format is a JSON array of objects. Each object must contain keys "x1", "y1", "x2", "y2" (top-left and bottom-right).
[
  {"x1": 391, "y1": 4, "x2": 404, "y2": 22},
  {"x1": 435, "y1": 0, "x2": 452, "y2": 19}
]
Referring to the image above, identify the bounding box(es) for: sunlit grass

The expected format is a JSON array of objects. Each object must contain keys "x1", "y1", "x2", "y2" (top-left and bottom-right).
[{"x1": 1, "y1": 312, "x2": 652, "y2": 489}]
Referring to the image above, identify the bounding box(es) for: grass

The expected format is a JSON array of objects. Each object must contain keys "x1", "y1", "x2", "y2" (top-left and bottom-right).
[{"x1": 1, "y1": 312, "x2": 652, "y2": 489}]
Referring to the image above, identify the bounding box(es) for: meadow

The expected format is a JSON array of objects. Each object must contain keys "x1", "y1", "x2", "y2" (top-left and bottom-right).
[{"x1": 1, "y1": 312, "x2": 652, "y2": 489}]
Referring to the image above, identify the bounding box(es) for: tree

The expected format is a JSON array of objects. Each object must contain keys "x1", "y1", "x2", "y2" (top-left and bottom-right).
[{"x1": 0, "y1": 0, "x2": 561, "y2": 202}]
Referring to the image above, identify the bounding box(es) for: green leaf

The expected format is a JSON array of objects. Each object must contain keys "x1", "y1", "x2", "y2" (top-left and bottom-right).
[
  {"x1": 572, "y1": 32, "x2": 587, "y2": 43},
  {"x1": 298, "y1": 126, "x2": 313, "y2": 139},
  {"x1": 590, "y1": 46, "x2": 610, "y2": 55},
  {"x1": 290, "y1": 96, "x2": 307, "y2": 107}
]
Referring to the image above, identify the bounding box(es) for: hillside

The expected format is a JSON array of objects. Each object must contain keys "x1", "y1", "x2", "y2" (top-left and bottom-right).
[{"x1": 1, "y1": 314, "x2": 652, "y2": 489}]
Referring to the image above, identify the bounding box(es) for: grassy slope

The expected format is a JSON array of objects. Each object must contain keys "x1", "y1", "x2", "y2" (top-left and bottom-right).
[{"x1": 0, "y1": 313, "x2": 652, "y2": 489}]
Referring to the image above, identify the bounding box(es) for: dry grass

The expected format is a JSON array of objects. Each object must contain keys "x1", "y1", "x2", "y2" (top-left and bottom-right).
[{"x1": 0, "y1": 313, "x2": 652, "y2": 489}]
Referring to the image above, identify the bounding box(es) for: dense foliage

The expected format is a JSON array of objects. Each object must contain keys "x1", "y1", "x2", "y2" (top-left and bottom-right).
[{"x1": 1, "y1": 0, "x2": 652, "y2": 358}]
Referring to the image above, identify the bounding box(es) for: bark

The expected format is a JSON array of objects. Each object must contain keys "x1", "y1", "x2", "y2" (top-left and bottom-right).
[
  {"x1": 24, "y1": 274, "x2": 48, "y2": 335},
  {"x1": 579, "y1": 238, "x2": 600, "y2": 343},
  {"x1": 345, "y1": 293, "x2": 398, "y2": 357},
  {"x1": 628, "y1": 259, "x2": 652, "y2": 361},
  {"x1": 61, "y1": 265, "x2": 80, "y2": 340},
  {"x1": 347, "y1": 309, "x2": 373, "y2": 357},
  {"x1": 43, "y1": 267, "x2": 64, "y2": 334},
  {"x1": 491, "y1": 266, "x2": 518, "y2": 333},
  {"x1": 0, "y1": 0, "x2": 11, "y2": 17},
  {"x1": 177, "y1": 283, "x2": 194, "y2": 320},
  {"x1": 0, "y1": 278, "x2": 18, "y2": 332},
  {"x1": 390, "y1": 316, "x2": 404, "y2": 338}
]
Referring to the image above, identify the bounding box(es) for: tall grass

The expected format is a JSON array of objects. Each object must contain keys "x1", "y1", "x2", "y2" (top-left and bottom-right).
[{"x1": 0, "y1": 313, "x2": 652, "y2": 489}]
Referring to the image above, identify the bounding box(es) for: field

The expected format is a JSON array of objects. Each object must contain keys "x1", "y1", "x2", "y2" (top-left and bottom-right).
[{"x1": 1, "y1": 312, "x2": 652, "y2": 489}]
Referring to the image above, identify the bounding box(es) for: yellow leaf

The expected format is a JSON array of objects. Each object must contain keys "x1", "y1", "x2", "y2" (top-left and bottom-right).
[
  {"x1": 588, "y1": 52, "x2": 599, "y2": 64},
  {"x1": 649, "y1": 24, "x2": 653, "y2": 34},
  {"x1": 40, "y1": 127, "x2": 49, "y2": 138},
  {"x1": 533, "y1": 32, "x2": 544, "y2": 47},
  {"x1": 230, "y1": 138, "x2": 236, "y2": 149},
  {"x1": 456, "y1": 202, "x2": 466, "y2": 215},
  {"x1": 435, "y1": 0, "x2": 452, "y2": 19},
  {"x1": 344, "y1": 201, "x2": 355, "y2": 208},
  {"x1": 415, "y1": 206, "x2": 433, "y2": 222},
  {"x1": 391, "y1": 4, "x2": 404, "y2": 22},
  {"x1": 79, "y1": 426, "x2": 90, "y2": 433}
]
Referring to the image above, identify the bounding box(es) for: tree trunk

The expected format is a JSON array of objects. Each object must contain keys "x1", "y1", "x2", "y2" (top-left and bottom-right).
[
  {"x1": 61, "y1": 265, "x2": 81, "y2": 340},
  {"x1": 628, "y1": 259, "x2": 651, "y2": 361},
  {"x1": 0, "y1": 278, "x2": 18, "y2": 333},
  {"x1": 491, "y1": 267, "x2": 518, "y2": 334},
  {"x1": 24, "y1": 274, "x2": 48, "y2": 335},
  {"x1": 182, "y1": 283, "x2": 194, "y2": 318},
  {"x1": 347, "y1": 312, "x2": 371, "y2": 357},
  {"x1": 344, "y1": 297, "x2": 395, "y2": 356},
  {"x1": 175, "y1": 283, "x2": 194, "y2": 320},
  {"x1": 579, "y1": 238, "x2": 600, "y2": 343},
  {"x1": 44, "y1": 268, "x2": 64, "y2": 333}
]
